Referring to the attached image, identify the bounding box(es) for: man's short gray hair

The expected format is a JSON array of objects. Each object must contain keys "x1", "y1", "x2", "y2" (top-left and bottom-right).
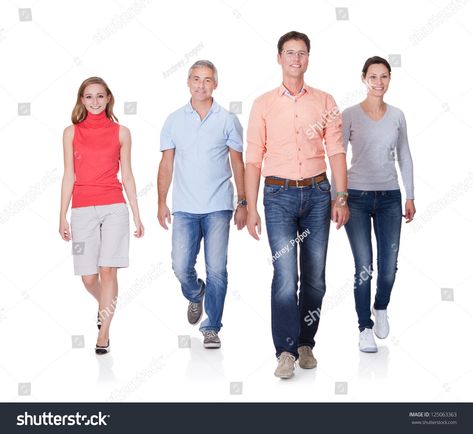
[{"x1": 187, "y1": 60, "x2": 218, "y2": 84}]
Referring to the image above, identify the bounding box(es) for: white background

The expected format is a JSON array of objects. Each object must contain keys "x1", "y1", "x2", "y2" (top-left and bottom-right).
[{"x1": 1, "y1": 0, "x2": 473, "y2": 402}]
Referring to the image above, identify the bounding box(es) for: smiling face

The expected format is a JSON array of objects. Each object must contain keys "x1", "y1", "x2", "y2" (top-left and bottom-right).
[
  {"x1": 362, "y1": 63, "x2": 391, "y2": 97},
  {"x1": 80, "y1": 83, "x2": 111, "y2": 114},
  {"x1": 277, "y1": 38, "x2": 309, "y2": 80},
  {"x1": 187, "y1": 66, "x2": 218, "y2": 103}
]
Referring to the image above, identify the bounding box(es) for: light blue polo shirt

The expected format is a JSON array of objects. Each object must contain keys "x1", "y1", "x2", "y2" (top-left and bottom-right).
[{"x1": 160, "y1": 99, "x2": 243, "y2": 214}]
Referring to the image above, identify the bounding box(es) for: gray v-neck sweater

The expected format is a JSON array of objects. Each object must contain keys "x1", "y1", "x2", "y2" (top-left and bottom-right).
[{"x1": 334, "y1": 103, "x2": 414, "y2": 200}]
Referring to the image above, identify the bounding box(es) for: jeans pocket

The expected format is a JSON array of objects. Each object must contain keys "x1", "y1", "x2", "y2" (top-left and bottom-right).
[
  {"x1": 316, "y1": 179, "x2": 331, "y2": 193},
  {"x1": 347, "y1": 189, "x2": 364, "y2": 199},
  {"x1": 385, "y1": 190, "x2": 401, "y2": 198},
  {"x1": 264, "y1": 185, "x2": 284, "y2": 196}
]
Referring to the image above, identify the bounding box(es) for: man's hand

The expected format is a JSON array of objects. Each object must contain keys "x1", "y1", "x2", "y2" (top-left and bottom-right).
[
  {"x1": 157, "y1": 203, "x2": 172, "y2": 230},
  {"x1": 246, "y1": 209, "x2": 262, "y2": 240},
  {"x1": 234, "y1": 206, "x2": 247, "y2": 230},
  {"x1": 331, "y1": 200, "x2": 350, "y2": 230}
]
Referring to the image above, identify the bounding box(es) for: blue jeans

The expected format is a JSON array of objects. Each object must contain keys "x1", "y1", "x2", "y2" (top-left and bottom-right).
[
  {"x1": 345, "y1": 190, "x2": 402, "y2": 331},
  {"x1": 264, "y1": 177, "x2": 331, "y2": 359},
  {"x1": 171, "y1": 210, "x2": 232, "y2": 332}
]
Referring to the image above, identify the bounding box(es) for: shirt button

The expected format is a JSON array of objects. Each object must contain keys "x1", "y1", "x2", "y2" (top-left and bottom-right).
[{"x1": 299, "y1": 162, "x2": 302, "y2": 166}]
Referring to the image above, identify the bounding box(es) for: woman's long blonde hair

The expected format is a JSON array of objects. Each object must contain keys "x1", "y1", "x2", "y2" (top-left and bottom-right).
[{"x1": 71, "y1": 77, "x2": 118, "y2": 124}]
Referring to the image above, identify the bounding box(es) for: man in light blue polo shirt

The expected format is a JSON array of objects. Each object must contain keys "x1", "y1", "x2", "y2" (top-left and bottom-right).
[{"x1": 157, "y1": 60, "x2": 246, "y2": 349}]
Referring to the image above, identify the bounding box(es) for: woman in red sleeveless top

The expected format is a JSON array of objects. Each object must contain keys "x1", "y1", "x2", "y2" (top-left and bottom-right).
[{"x1": 59, "y1": 77, "x2": 144, "y2": 355}]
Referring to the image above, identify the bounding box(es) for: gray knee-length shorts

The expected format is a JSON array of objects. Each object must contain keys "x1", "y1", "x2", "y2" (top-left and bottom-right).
[{"x1": 71, "y1": 203, "x2": 129, "y2": 276}]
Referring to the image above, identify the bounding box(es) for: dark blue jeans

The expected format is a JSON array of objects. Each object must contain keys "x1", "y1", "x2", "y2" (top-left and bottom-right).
[
  {"x1": 171, "y1": 210, "x2": 232, "y2": 332},
  {"x1": 264, "y1": 178, "x2": 331, "y2": 358},
  {"x1": 345, "y1": 190, "x2": 402, "y2": 331}
]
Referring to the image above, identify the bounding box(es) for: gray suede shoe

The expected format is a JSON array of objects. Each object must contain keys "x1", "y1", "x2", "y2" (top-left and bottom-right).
[
  {"x1": 297, "y1": 346, "x2": 317, "y2": 369},
  {"x1": 274, "y1": 352, "x2": 296, "y2": 379}
]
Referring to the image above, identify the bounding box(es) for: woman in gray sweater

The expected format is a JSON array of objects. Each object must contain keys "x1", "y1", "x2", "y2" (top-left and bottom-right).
[{"x1": 341, "y1": 56, "x2": 416, "y2": 353}]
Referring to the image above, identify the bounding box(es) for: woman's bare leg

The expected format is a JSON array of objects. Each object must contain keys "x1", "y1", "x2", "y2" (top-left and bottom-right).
[
  {"x1": 81, "y1": 274, "x2": 100, "y2": 302},
  {"x1": 97, "y1": 266, "x2": 118, "y2": 346}
]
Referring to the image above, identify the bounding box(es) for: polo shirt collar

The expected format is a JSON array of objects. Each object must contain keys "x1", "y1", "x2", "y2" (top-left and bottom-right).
[{"x1": 185, "y1": 98, "x2": 220, "y2": 114}]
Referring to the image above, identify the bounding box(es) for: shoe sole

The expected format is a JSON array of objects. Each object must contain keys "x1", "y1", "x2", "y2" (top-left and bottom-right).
[
  {"x1": 203, "y1": 342, "x2": 221, "y2": 349},
  {"x1": 95, "y1": 346, "x2": 110, "y2": 355},
  {"x1": 359, "y1": 346, "x2": 378, "y2": 353},
  {"x1": 298, "y1": 362, "x2": 317, "y2": 369},
  {"x1": 274, "y1": 372, "x2": 294, "y2": 379}
]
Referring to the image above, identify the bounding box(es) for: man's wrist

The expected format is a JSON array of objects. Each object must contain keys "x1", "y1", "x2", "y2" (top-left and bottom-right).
[{"x1": 335, "y1": 196, "x2": 347, "y2": 207}]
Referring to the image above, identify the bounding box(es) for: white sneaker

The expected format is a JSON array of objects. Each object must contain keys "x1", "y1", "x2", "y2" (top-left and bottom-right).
[
  {"x1": 359, "y1": 328, "x2": 378, "y2": 353},
  {"x1": 372, "y1": 308, "x2": 389, "y2": 339}
]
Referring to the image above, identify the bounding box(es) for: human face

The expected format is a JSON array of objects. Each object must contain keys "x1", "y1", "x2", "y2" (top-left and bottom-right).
[
  {"x1": 187, "y1": 67, "x2": 217, "y2": 103},
  {"x1": 362, "y1": 64, "x2": 391, "y2": 97},
  {"x1": 81, "y1": 84, "x2": 110, "y2": 114},
  {"x1": 277, "y1": 39, "x2": 309, "y2": 79}
]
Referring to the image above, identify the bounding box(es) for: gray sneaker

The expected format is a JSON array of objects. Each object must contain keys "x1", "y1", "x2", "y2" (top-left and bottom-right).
[
  {"x1": 203, "y1": 330, "x2": 221, "y2": 349},
  {"x1": 187, "y1": 281, "x2": 205, "y2": 325},
  {"x1": 187, "y1": 300, "x2": 203, "y2": 325},
  {"x1": 274, "y1": 352, "x2": 296, "y2": 379},
  {"x1": 297, "y1": 345, "x2": 317, "y2": 369}
]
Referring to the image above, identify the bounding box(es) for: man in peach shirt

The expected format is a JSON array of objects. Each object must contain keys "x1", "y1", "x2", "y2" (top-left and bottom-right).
[{"x1": 245, "y1": 31, "x2": 349, "y2": 379}]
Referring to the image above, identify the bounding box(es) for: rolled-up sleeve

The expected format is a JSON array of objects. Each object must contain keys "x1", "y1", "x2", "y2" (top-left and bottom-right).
[
  {"x1": 323, "y1": 94, "x2": 345, "y2": 157},
  {"x1": 246, "y1": 98, "x2": 266, "y2": 168}
]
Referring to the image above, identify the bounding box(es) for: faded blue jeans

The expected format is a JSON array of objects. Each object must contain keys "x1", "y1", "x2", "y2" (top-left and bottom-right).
[
  {"x1": 264, "y1": 177, "x2": 331, "y2": 358},
  {"x1": 172, "y1": 210, "x2": 232, "y2": 332},
  {"x1": 345, "y1": 189, "x2": 402, "y2": 331}
]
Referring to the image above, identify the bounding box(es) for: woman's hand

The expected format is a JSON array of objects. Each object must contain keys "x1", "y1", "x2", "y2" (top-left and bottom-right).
[
  {"x1": 59, "y1": 218, "x2": 71, "y2": 241},
  {"x1": 404, "y1": 199, "x2": 416, "y2": 223},
  {"x1": 133, "y1": 216, "x2": 145, "y2": 237}
]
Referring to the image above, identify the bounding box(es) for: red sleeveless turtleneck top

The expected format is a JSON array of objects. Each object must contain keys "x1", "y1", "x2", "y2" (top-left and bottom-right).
[{"x1": 72, "y1": 111, "x2": 126, "y2": 208}]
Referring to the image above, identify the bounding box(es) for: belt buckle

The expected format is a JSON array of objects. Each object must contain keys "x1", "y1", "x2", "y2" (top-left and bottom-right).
[{"x1": 296, "y1": 179, "x2": 303, "y2": 188}]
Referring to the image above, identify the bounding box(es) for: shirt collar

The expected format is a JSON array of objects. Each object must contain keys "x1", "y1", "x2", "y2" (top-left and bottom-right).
[
  {"x1": 185, "y1": 98, "x2": 220, "y2": 114},
  {"x1": 278, "y1": 83, "x2": 308, "y2": 100}
]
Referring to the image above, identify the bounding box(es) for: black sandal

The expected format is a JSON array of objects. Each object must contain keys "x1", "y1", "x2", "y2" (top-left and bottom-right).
[{"x1": 97, "y1": 311, "x2": 102, "y2": 330}]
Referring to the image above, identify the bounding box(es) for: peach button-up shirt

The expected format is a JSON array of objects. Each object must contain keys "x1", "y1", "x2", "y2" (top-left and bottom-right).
[{"x1": 246, "y1": 84, "x2": 345, "y2": 179}]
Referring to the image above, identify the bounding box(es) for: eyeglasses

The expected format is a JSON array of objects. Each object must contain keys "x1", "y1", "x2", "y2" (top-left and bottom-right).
[{"x1": 283, "y1": 50, "x2": 308, "y2": 59}]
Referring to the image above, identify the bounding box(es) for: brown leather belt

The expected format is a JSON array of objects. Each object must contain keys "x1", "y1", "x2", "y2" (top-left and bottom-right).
[{"x1": 265, "y1": 173, "x2": 327, "y2": 188}]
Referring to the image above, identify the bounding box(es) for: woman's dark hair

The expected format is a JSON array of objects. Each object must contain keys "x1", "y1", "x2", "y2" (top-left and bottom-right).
[
  {"x1": 277, "y1": 31, "x2": 310, "y2": 54},
  {"x1": 362, "y1": 56, "x2": 391, "y2": 77}
]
